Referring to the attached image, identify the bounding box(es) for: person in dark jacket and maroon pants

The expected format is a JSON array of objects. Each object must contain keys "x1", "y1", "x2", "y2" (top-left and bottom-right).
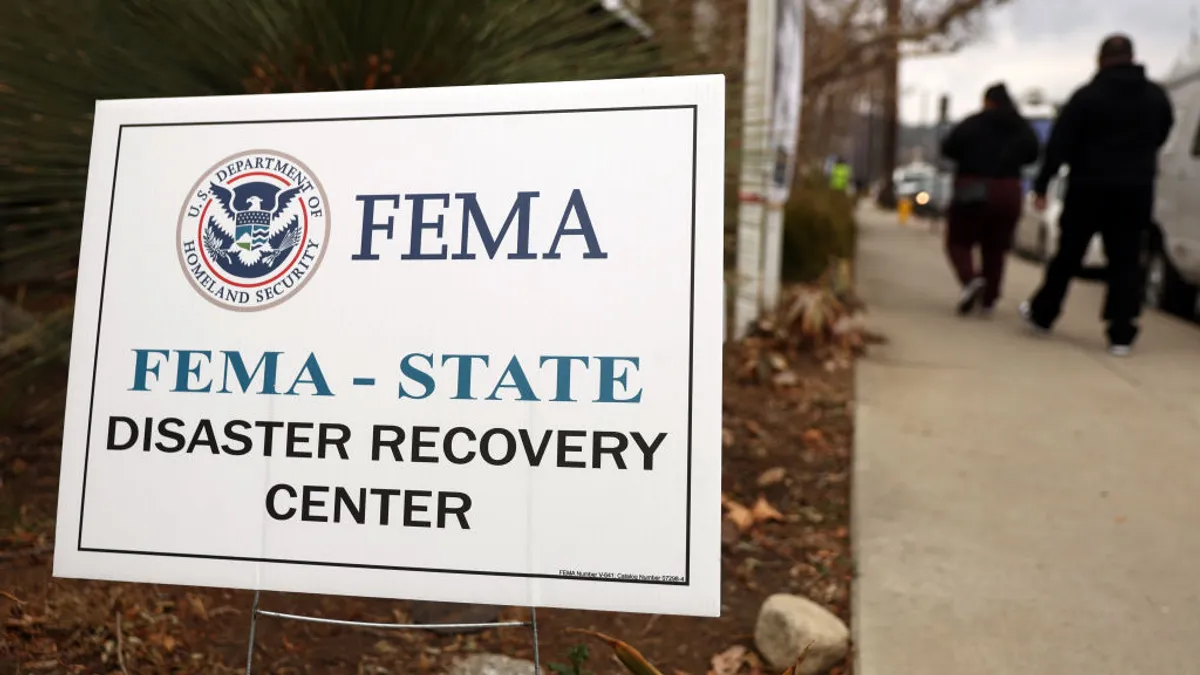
[{"x1": 940, "y1": 83, "x2": 1041, "y2": 316}]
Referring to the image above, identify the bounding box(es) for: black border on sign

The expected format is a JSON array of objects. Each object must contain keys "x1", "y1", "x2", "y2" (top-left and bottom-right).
[{"x1": 77, "y1": 104, "x2": 700, "y2": 587}]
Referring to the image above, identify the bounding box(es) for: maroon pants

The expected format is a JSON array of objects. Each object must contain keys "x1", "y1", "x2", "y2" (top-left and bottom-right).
[{"x1": 945, "y1": 177, "x2": 1023, "y2": 307}]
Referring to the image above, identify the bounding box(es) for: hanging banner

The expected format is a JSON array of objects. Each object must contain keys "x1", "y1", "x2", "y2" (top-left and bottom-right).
[
  {"x1": 759, "y1": 0, "x2": 805, "y2": 311},
  {"x1": 767, "y1": 0, "x2": 804, "y2": 205},
  {"x1": 52, "y1": 75, "x2": 726, "y2": 617}
]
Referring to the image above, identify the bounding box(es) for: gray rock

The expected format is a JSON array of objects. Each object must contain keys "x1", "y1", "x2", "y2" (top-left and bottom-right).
[
  {"x1": 447, "y1": 653, "x2": 540, "y2": 675},
  {"x1": 754, "y1": 594, "x2": 849, "y2": 675}
]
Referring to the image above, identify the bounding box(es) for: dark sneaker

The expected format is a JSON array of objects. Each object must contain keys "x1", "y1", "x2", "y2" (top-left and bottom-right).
[
  {"x1": 957, "y1": 277, "x2": 985, "y2": 315},
  {"x1": 1107, "y1": 323, "x2": 1140, "y2": 350},
  {"x1": 1018, "y1": 300, "x2": 1050, "y2": 335}
]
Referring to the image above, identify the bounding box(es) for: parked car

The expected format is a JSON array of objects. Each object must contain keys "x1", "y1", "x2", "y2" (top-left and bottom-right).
[
  {"x1": 1149, "y1": 64, "x2": 1200, "y2": 316},
  {"x1": 893, "y1": 163, "x2": 945, "y2": 218},
  {"x1": 1013, "y1": 168, "x2": 1106, "y2": 271}
]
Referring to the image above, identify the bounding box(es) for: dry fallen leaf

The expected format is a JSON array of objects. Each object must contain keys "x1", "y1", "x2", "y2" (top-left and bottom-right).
[
  {"x1": 772, "y1": 370, "x2": 800, "y2": 387},
  {"x1": 744, "y1": 651, "x2": 765, "y2": 675},
  {"x1": 798, "y1": 506, "x2": 825, "y2": 524},
  {"x1": 767, "y1": 352, "x2": 788, "y2": 371},
  {"x1": 745, "y1": 420, "x2": 766, "y2": 438},
  {"x1": 781, "y1": 643, "x2": 814, "y2": 675},
  {"x1": 724, "y1": 493, "x2": 787, "y2": 532},
  {"x1": 722, "y1": 427, "x2": 735, "y2": 448},
  {"x1": 710, "y1": 645, "x2": 747, "y2": 675},
  {"x1": 802, "y1": 428, "x2": 826, "y2": 447},
  {"x1": 375, "y1": 640, "x2": 398, "y2": 655},
  {"x1": 8, "y1": 528, "x2": 37, "y2": 545},
  {"x1": 10, "y1": 458, "x2": 28, "y2": 476},
  {"x1": 751, "y1": 496, "x2": 785, "y2": 525},
  {"x1": 186, "y1": 593, "x2": 208, "y2": 622},
  {"x1": 756, "y1": 467, "x2": 786, "y2": 487},
  {"x1": 722, "y1": 495, "x2": 754, "y2": 532}
]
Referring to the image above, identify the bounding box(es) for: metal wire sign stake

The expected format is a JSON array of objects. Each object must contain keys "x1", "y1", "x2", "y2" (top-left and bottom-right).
[{"x1": 243, "y1": 591, "x2": 541, "y2": 674}]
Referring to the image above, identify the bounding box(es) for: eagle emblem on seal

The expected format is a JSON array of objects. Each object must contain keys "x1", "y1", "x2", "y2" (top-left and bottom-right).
[{"x1": 202, "y1": 182, "x2": 305, "y2": 273}]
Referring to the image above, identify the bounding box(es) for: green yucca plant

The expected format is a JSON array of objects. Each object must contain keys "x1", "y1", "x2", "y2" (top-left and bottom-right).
[
  {"x1": 0, "y1": 0, "x2": 664, "y2": 280},
  {"x1": 0, "y1": 0, "x2": 680, "y2": 406}
]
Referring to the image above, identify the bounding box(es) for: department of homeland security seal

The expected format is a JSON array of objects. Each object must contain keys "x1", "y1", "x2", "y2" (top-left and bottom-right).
[{"x1": 176, "y1": 150, "x2": 329, "y2": 311}]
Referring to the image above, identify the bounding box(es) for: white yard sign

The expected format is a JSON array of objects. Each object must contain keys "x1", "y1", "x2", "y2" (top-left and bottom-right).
[{"x1": 53, "y1": 76, "x2": 725, "y2": 617}]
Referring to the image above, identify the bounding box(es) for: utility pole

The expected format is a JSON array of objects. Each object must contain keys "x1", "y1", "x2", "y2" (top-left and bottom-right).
[
  {"x1": 1192, "y1": 6, "x2": 1198, "y2": 48},
  {"x1": 731, "y1": 0, "x2": 803, "y2": 338},
  {"x1": 865, "y1": 85, "x2": 879, "y2": 186},
  {"x1": 732, "y1": 0, "x2": 777, "y2": 339},
  {"x1": 877, "y1": 0, "x2": 901, "y2": 206},
  {"x1": 935, "y1": 93, "x2": 949, "y2": 172}
]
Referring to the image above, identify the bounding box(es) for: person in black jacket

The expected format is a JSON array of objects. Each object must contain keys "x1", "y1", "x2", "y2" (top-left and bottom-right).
[
  {"x1": 1020, "y1": 34, "x2": 1174, "y2": 355},
  {"x1": 940, "y1": 83, "x2": 1040, "y2": 316}
]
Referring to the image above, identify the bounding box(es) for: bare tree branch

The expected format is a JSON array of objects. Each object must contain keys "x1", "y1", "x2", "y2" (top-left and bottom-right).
[
  {"x1": 804, "y1": 0, "x2": 1011, "y2": 89},
  {"x1": 632, "y1": 0, "x2": 1009, "y2": 193}
]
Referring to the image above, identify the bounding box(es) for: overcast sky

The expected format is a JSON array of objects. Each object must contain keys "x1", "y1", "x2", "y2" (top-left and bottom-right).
[{"x1": 899, "y1": 0, "x2": 1198, "y2": 123}]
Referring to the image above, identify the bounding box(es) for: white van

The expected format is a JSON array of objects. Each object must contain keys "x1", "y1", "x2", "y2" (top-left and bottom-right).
[
  {"x1": 1013, "y1": 167, "x2": 1107, "y2": 270},
  {"x1": 1011, "y1": 104, "x2": 1107, "y2": 273},
  {"x1": 1150, "y1": 66, "x2": 1200, "y2": 314}
]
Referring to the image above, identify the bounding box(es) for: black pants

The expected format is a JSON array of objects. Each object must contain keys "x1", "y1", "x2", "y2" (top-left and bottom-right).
[{"x1": 1027, "y1": 182, "x2": 1150, "y2": 346}]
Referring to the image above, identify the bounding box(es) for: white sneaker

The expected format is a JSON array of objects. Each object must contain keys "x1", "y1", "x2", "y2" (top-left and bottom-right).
[
  {"x1": 1108, "y1": 345, "x2": 1132, "y2": 357},
  {"x1": 1018, "y1": 301, "x2": 1050, "y2": 335},
  {"x1": 957, "y1": 277, "x2": 985, "y2": 315}
]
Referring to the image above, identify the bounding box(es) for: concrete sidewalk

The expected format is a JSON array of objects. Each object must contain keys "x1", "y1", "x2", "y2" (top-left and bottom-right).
[{"x1": 852, "y1": 208, "x2": 1200, "y2": 674}]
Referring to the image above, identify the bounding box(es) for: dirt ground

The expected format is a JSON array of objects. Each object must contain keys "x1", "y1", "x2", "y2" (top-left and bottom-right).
[{"x1": 1, "y1": 342, "x2": 854, "y2": 675}]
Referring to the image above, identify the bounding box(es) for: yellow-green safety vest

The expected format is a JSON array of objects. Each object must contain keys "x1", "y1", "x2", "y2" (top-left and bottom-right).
[{"x1": 830, "y1": 163, "x2": 851, "y2": 191}]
